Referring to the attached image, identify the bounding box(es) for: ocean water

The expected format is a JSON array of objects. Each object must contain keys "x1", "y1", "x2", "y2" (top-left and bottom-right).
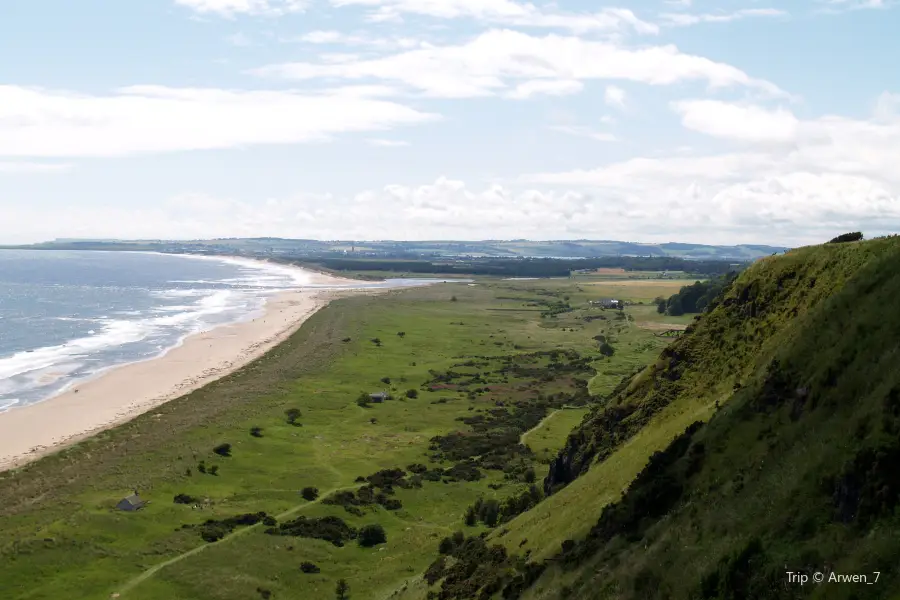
[{"x1": 0, "y1": 250, "x2": 452, "y2": 412}]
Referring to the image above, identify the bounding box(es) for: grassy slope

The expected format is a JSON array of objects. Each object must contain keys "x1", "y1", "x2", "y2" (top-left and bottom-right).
[
  {"x1": 515, "y1": 237, "x2": 900, "y2": 599},
  {"x1": 0, "y1": 277, "x2": 680, "y2": 600}
]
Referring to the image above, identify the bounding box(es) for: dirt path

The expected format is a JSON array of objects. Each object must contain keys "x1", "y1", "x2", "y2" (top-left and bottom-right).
[
  {"x1": 116, "y1": 483, "x2": 364, "y2": 596},
  {"x1": 520, "y1": 410, "x2": 562, "y2": 446}
]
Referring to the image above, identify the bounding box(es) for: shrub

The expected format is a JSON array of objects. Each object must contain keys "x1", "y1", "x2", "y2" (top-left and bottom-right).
[
  {"x1": 397, "y1": 331, "x2": 406, "y2": 338},
  {"x1": 301, "y1": 487, "x2": 319, "y2": 501},
  {"x1": 300, "y1": 561, "x2": 320, "y2": 574},
  {"x1": 598, "y1": 342, "x2": 615, "y2": 357},
  {"x1": 358, "y1": 524, "x2": 387, "y2": 547},
  {"x1": 451, "y1": 295, "x2": 458, "y2": 302},
  {"x1": 407, "y1": 463, "x2": 428, "y2": 474},
  {"x1": 381, "y1": 376, "x2": 391, "y2": 384},
  {"x1": 268, "y1": 515, "x2": 357, "y2": 547},
  {"x1": 828, "y1": 231, "x2": 864, "y2": 244},
  {"x1": 371, "y1": 337, "x2": 382, "y2": 347},
  {"x1": 341, "y1": 337, "x2": 351, "y2": 342},
  {"x1": 208, "y1": 465, "x2": 219, "y2": 476},
  {"x1": 356, "y1": 396, "x2": 371, "y2": 408},
  {"x1": 405, "y1": 389, "x2": 419, "y2": 399},
  {"x1": 174, "y1": 493, "x2": 200, "y2": 505},
  {"x1": 285, "y1": 408, "x2": 302, "y2": 425},
  {"x1": 197, "y1": 462, "x2": 207, "y2": 474},
  {"x1": 213, "y1": 443, "x2": 232, "y2": 457},
  {"x1": 256, "y1": 588, "x2": 272, "y2": 600},
  {"x1": 250, "y1": 426, "x2": 263, "y2": 438}
]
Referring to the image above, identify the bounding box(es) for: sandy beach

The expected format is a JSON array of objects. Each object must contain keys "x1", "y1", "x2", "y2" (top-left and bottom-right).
[{"x1": 0, "y1": 266, "x2": 365, "y2": 472}]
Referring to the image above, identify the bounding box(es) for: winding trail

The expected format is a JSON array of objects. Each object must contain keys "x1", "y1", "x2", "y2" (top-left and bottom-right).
[
  {"x1": 519, "y1": 410, "x2": 562, "y2": 447},
  {"x1": 116, "y1": 483, "x2": 364, "y2": 596}
]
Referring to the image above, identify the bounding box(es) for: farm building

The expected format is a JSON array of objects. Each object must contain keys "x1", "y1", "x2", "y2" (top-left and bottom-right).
[{"x1": 116, "y1": 493, "x2": 146, "y2": 512}]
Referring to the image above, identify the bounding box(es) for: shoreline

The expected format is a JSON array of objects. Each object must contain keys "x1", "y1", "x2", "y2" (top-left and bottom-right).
[{"x1": 0, "y1": 264, "x2": 366, "y2": 473}]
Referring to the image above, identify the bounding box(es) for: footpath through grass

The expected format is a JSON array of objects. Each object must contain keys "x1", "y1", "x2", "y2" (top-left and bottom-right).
[{"x1": 0, "y1": 277, "x2": 682, "y2": 600}]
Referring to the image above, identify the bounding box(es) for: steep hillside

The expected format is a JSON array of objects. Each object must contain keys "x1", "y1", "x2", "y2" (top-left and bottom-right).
[
  {"x1": 412, "y1": 236, "x2": 900, "y2": 600},
  {"x1": 520, "y1": 236, "x2": 900, "y2": 599}
]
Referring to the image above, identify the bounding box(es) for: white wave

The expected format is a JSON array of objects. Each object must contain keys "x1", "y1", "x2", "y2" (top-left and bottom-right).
[
  {"x1": 0, "y1": 316, "x2": 159, "y2": 381},
  {"x1": 0, "y1": 398, "x2": 20, "y2": 412}
]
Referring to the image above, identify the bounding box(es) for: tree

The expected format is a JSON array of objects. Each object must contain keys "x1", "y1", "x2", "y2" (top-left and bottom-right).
[
  {"x1": 358, "y1": 523, "x2": 387, "y2": 547},
  {"x1": 371, "y1": 337, "x2": 382, "y2": 347},
  {"x1": 285, "y1": 408, "x2": 302, "y2": 425},
  {"x1": 464, "y1": 505, "x2": 477, "y2": 526},
  {"x1": 397, "y1": 331, "x2": 406, "y2": 338},
  {"x1": 301, "y1": 487, "x2": 319, "y2": 501},
  {"x1": 405, "y1": 389, "x2": 419, "y2": 399},
  {"x1": 250, "y1": 426, "x2": 263, "y2": 438},
  {"x1": 335, "y1": 579, "x2": 350, "y2": 600},
  {"x1": 450, "y1": 295, "x2": 458, "y2": 302},
  {"x1": 380, "y1": 376, "x2": 391, "y2": 385},
  {"x1": 356, "y1": 393, "x2": 371, "y2": 408},
  {"x1": 598, "y1": 342, "x2": 615, "y2": 357}
]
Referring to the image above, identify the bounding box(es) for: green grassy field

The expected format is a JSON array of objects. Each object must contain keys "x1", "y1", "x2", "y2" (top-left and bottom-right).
[{"x1": 0, "y1": 275, "x2": 689, "y2": 600}]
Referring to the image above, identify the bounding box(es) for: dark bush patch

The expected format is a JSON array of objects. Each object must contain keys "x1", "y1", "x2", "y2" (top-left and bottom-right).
[
  {"x1": 173, "y1": 493, "x2": 201, "y2": 505},
  {"x1": 406, "y1": 389, "x2": 419, "y2": 399},
  {"x1": 301, "y1": 487, "x2": 319, "y2": 501},
  {"x1": 185, "y1": 511, "x2": 270, "y2": 543},
  {"x1": 358, "y1": 523, "x2": 387, "y2": 547},
  {"x1": 300, "y1": 561, "x2": 320, "y2": 574},
  {"x1": 213, "y1": 443, "x2": 232, "y2": 457},
  {"x1": 250, "y1": 426, "x2": 264, "y2": 438},
  {"x1": 267, "y1": 515, "x2": 357, "y2": 547}
]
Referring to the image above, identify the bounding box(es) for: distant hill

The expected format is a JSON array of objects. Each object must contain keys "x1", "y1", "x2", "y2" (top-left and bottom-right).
[{"x1": 1, "y1": 238, "x2": 788, "y2": 261}]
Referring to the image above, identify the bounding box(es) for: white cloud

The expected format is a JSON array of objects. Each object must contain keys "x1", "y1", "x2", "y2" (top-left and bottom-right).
[
  {"x1": 548, "y1": 125, "x2": 617, "y2": 142},
  {"x1": 518, "y1": 95, "x2": 900, "y2": 242},
  {"x1": 174, "y1": 0, "x2": 306, "y2": 17},
  {"x1": 660, "y1": 8, "x2": 788, "y2": 26},
  {"x1": 254, "y1": 29, "x2": 785, "y2": 99},
  {"x1": 0, "y1": 85, "x2": 437, "y2": 158},
  {"x1": 604, "y1": 85, "x2": 626, "y2": 109},
  {"x1": 293, "y1": 30, "x2": 422, "y2": 49},
  {"x1": 329, "y1": 1, "x2": 659, "y2": 34},
  {"x1": 9, "y1": 171, "x2": 898, "y2": 246},
  {"x1": 367, "y1": 138, "x2": 410, "y2": 146},
  {"x1": 672, "y1": 100, "x2": 800, "y2": 143},
  {"x1": 0, "y1": 162, "x2": 72, "y2": 174},
  {"x1": 817, "y1": 0, "x2": 895, "y2": 14},
  {"x1": 507, "y1": 79, "x2": 583, "y2": 100}
]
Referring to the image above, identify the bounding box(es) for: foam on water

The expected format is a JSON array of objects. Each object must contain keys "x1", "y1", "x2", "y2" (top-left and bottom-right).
[{"x1": 0, "y1": 251, "x2": 464, "y2": 411}]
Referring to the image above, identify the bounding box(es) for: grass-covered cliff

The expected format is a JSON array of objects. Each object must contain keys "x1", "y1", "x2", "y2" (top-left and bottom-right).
[{"x1": 511, "y1": 236, "x2": 900, "y2": 599}]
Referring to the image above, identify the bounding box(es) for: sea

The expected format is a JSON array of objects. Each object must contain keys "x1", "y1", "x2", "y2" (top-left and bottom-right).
[{"x1": 0, "y1": 250, "x2": 447, "y2": 412}]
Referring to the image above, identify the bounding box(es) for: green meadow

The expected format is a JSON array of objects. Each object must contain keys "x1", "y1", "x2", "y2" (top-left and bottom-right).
[{"x1": 0, "y1": 275, "x2": 686, "y2": 600}]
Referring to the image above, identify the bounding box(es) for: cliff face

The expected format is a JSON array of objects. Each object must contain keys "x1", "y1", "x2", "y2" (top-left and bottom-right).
[
  {"x1": 545, "y1": 239, "x2": 893, "y2": 496},
  {"x1": 526, "y1": 236, "x2": 900, "y2": 599}
]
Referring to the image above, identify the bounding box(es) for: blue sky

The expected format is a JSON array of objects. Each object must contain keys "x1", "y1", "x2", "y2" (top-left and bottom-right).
[{"x1": 1, "y1": 0, "x2": 898, "y2": 245}]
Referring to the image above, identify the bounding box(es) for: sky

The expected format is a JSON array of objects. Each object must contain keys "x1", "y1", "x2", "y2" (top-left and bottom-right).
[{"x1": 1, "y1": 0, "x2": 898, "y2": 246}]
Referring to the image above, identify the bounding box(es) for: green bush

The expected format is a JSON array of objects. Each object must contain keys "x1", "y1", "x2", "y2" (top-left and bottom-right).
[
  {"x1": 301, "y1": 487, "x2": 319, "y2": 501},
  {"x1": 405, "y1": 389, "x2": 419, "y2": 399},
  {"x1": 358, "y1": 523, "x2": 387, "y2": 547}
]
